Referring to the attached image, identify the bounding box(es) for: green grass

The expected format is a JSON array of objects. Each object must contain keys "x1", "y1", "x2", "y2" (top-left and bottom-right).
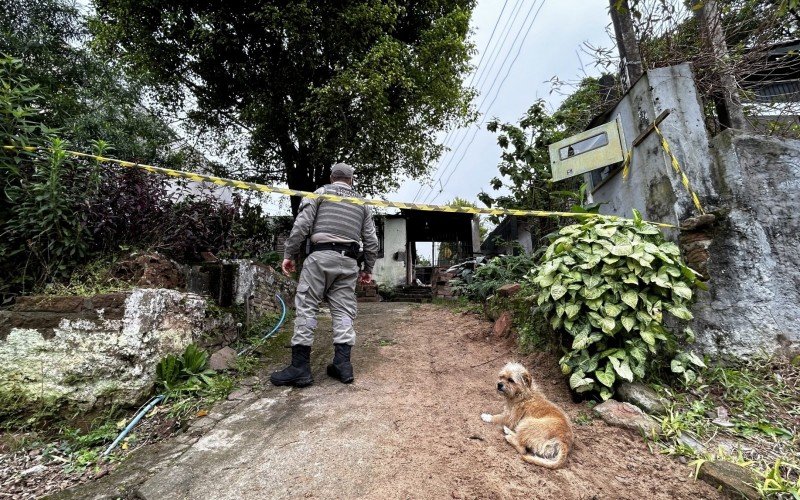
[{"x1": 649, "y1": 355, "x2": 800, "y2": 497}]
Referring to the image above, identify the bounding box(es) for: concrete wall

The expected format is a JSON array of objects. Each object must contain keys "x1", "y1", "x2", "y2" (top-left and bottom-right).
[
  {"x1": 588, "y1": 63, "x2": 800, "y2": 358},
  {"x1": 693, "y1": 132, "x2": 800, "y2": 357},
  {"x1": 233, "y1": 260, "x2": 297, "y2": 318},
  {"x1": 0, "y1": 290, "x2": 206, "y2": 417},
  {"x1": 587, "y1": 64, "x2": 716, "y2": 237},
  {"x1": 372, "y1": 218, "x2": 407, "y2": 286}
]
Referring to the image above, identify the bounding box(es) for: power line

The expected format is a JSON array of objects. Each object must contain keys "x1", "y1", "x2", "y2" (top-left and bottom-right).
[
  {"x1": 413, "y1": 0, "x2": 513, "y2": 202},
  {"x1": 424, "y1": 0, "x2": 546, "y2": 204},
  {"x1": 422, "y1": 0, "x2": 536, "y2": 204},
  {"x1": 429, "y1": 0, "x2": 548, "y2": 204},
  {"x1": 419, "y1": 0, "x2": 531, "y2": 203}
]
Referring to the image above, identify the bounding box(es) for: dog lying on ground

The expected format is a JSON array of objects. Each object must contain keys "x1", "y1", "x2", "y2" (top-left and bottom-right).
[{"x1": 480, "y1": 362, "x2": 573, "y2": 469}]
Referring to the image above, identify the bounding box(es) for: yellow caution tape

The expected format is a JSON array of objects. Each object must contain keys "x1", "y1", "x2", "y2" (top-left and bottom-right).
[
  {"x1": 621, "y1": 148, "x2": 633, "y2": 180},
  {"x1": 652, "y1": 125, "x2": 706, "y2": 214},
  {"x1": 621, "y1": 125, "x2": 705, "y2": 215},
  {"x1": 2, "y1": 145, "x2": 676, "y2": 228}
]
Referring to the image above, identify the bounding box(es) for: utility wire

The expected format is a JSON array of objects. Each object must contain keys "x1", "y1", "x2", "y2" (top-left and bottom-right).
[
  {"x1": 424, "y1": 0, "x2": 546, "y2": 204},
  {"x1": 431, "y1": 0, "x2": 547, "y2": 204},
  {"x1": 419, "y1": 0, "x2": 530, "y2": 203},
  {"x1": 413, "y1": 0, "x2": 513, "y2": 202}
]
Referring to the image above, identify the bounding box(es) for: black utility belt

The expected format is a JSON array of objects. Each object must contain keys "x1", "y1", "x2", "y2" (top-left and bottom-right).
[{"x1": 310, "y1": 242, "x2": 360, "y2": 259}]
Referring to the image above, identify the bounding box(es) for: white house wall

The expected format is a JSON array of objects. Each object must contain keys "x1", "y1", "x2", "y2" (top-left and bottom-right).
[{"x1": 372, "y1": 218, "x2": 407, "y2": 287}]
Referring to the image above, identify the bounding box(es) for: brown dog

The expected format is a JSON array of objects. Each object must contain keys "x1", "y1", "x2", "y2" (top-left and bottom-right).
[{"x1": 481, "y1": 362, "x2": 573, "y2": 469}]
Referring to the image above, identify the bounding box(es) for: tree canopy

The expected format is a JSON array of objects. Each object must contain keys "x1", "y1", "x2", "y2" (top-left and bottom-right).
[
  {"x1": 91, "y1": 0, "x2": 477, "y2": 213},
  {"x1": 0, "y1": 0, "x2": 180, "y2": 163}
]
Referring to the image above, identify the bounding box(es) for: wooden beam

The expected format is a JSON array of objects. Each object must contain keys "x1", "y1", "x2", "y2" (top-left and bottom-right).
[{"x1": 631, "y1": 109, "x2": 671, "y2": 148}]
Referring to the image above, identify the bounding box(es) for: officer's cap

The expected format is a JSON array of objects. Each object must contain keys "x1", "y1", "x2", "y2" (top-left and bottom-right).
[{"x1": 331, "y1": 162, "x2": 354, "y2": 178}]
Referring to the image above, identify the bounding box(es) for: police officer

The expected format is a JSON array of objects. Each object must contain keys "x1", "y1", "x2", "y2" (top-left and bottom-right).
[{"x1": 271, "y1": 162, "x2": 379, "y2": 387}]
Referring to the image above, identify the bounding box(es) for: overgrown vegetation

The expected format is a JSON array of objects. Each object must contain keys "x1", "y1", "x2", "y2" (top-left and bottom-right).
[
  {"x1": 528, "y1": 211, "x2": 705, "y2": 400},
  {"x1": 608, "y1": 0, "x2": 800, "y2": 137},
  {"x1": 451, "y1": 253, "x2": 536, "y2": 302},
  {"x1": 0, "y1": 56, "x2": 284, "y2": 295},
  {"x1": 650, "y1": 355, "x2": 800, "y2": 498}
]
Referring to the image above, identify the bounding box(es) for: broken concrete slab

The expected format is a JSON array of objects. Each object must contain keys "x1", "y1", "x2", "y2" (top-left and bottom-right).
[
  {"x1": 615, "y1": 382, "x2": 668, "y2": 416},
  {"x1": 698, "y1": 461, "x2": 760, "y2": 500},
  {"x1": 594, "y1": 399, "x2": 660, "y2": 435}
]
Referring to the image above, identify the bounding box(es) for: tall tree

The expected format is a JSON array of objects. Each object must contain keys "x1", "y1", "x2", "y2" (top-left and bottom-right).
[
  {"x1": 0, "y1": 0, "x2": 180, "y2": 163},
  {"x1": 91, "y1": 1, "x2": 477, "y2": 214}
]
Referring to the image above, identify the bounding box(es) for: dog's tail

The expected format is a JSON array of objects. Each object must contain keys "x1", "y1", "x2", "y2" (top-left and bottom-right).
[{"x1": 522, "y1": 439, "x2": 569, "y2": 469}]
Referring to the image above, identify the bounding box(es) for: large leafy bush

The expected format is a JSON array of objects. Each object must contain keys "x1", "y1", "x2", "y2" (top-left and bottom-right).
[{"x1": 528, "y1": 211, "x2": 706, "y2": 399}]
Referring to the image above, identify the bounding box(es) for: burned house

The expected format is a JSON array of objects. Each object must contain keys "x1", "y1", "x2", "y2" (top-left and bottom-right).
[{"x1": 372, "y1": 210, "x2": 481, "y2": 287}]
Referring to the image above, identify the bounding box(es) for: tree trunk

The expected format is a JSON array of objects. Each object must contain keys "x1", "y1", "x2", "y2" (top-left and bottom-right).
[
  {"x1": 691, "y1": 0, "x2": 749, "y2": 131},
  {"x1": 609, "y1": 0, "x2": 643, "y2": 90}
]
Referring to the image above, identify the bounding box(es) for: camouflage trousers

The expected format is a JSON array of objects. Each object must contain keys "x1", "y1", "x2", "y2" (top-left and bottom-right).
[{"x1": 291, "y1": 250, "x2": 358, "y2": 346}]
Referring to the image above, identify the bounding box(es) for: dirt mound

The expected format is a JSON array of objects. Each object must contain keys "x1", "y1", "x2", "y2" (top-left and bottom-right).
[{"x1": 111, "y1": 252, "x2": 185, "y2": 290}]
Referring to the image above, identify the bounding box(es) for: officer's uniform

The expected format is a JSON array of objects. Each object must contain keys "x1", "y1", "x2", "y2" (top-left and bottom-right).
[
  {"x1": 283, "y1": 180, "x2": 379, "y2": 346},
  {"x1": 271, "y1": 163, "x2": 378, "y2": 387}
]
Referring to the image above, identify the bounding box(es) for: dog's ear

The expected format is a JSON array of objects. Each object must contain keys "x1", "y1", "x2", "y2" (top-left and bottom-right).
[{"x1": 521, "y1": 371, "x2": 532, "y2": 387}]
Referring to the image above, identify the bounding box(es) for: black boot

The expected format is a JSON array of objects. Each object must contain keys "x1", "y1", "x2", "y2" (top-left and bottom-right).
[
  {"x1": 270, "y1": 345, "x2": 313, "y2": 387},
  {"x1": 327, "y1": 343, "x2": 354, "y2": 384}
]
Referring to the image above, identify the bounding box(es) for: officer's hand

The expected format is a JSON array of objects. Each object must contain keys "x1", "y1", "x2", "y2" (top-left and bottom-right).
[
  {"x1": 281, "y1": 259, "x2": 295, "y2": 277},
  {"x1": 358, "y1": 272, "x2": 372, "y2": 284}
]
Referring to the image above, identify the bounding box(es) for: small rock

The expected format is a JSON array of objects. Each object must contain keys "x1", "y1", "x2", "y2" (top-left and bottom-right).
[
  {"x1": 698, "y1": 461, "x2": 759, "y2": 500},
  {"x1": 712, "y1": 406, "x2": 735, "y2": 428},
  {"x1": 155, "y1": 418, "x2": 178, "y2": 438},
  {"x1": 677, "y1": 433, "x2": 706, "y2": 455},
  {"x1": 21, "y1": 464, "x2": 46, "y2": 476},
  {"x1": 240, "y1": 376, "x2": 260, "y2": 387},
  {"x1": 615, "y1": 382, "x2": 668, "y2": 416},
  {"x1": 209, "y1": 346, "x2": 238, "y2": 371},
  {"x1": 497, "y1": 283, "x2": 522, "y2": 297},
  {"x1": 227, "y1": 388, "x2": 252, "y2": 401},
  {"x1": 593, "y1": 399, "x2": 660, "y2": 435},
  {"x1": 492, "y1": 311, "x2": 513, "y2": 337}
]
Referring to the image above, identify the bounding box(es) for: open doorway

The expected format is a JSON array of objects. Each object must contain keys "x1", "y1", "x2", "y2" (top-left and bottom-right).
[{"x1": 401, "y1": 210, "x2": 478, "y2": 286}]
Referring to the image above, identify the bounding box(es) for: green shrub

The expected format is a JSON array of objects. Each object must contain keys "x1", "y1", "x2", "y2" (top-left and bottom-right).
[
  {"x1": 527, "y1": 210, "x2": 706, "y2": 400},
  {"x1": 156, "y1": 344, "x2": 217, "y2": 395},
  {"x1": 451, "y1": 254, "x2": 537, "y2": 301}
]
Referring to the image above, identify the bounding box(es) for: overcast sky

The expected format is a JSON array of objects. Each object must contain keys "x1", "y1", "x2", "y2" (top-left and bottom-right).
[{"x1": 393, "y1": 0, "x2": 615, "y2": 208}]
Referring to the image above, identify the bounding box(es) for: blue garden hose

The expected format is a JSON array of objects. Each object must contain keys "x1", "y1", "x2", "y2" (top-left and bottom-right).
[
  {"x1": 102, "y1": 394, "x2": 164, "y2": 456},
  {"x1": 237, "y1": 293, "x2": 287, "y2": 356},
  {"x1": 101, "y1": 293, "x2": 287, "y2": 457}
]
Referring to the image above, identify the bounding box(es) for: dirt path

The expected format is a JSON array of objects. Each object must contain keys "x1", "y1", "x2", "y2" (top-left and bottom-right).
[{"x1": 59, "y1": 303, "x2": 721, "y2": 499}]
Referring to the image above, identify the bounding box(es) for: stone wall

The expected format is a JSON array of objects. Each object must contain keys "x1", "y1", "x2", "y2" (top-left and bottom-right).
[
  {"x1": 587, "y1": 63, "x2": 800, "y2": 358},
  {"x1": 0, "y1": 289, "x2": 206, "y2": 417},
  {"x1": 233, "y1": 260, "x2": 296, "y2": 319}
]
